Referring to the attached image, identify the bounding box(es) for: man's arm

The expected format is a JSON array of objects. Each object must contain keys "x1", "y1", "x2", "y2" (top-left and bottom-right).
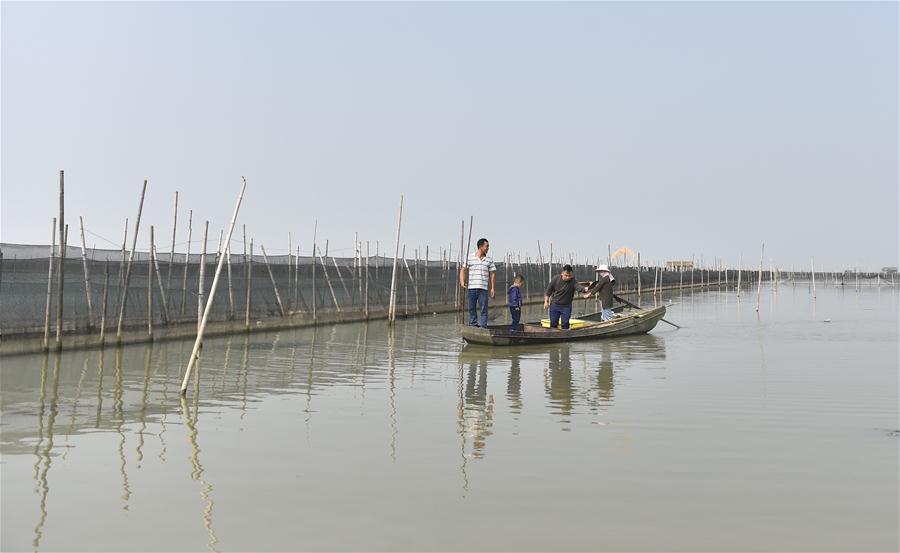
[
  {"x1": 489, "y1": 271, "x2": 496, "y2": 298},
  {"x1": 543, "y1": 277, "x2": 554, "y2": 309},
  {"x1": 459, "y1": 266, "x2": 468, "y2": 288}
]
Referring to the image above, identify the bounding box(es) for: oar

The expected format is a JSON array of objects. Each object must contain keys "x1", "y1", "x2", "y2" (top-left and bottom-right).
[{"x1": 613, "y1": 293, "x2": 682, "y2": 329}]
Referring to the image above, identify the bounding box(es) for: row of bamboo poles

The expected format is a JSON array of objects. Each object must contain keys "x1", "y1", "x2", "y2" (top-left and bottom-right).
[{"x1": 11, "y1": 172, "x2": 893, "y2": 357}]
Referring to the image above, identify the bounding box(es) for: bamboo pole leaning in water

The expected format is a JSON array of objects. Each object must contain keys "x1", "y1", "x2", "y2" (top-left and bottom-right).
[
  {"x1": 402, "y1": 245, "x2": 420, "y2": 313},
  {"x1": 150, "y1": 229, "x2": 170, "y2": 324},
  {"x1": 197, "y1": 222, "x2": 209, "y2": 331},
  {"x1": 181, "y1": 178, "x2": 247, "y2": 395},
  {"x1": 756, "y1": 242, "x2": 765, "y2": 312},
  {"x1": 42, "y1": 218, "x2": 57, "y2": 351},
  {"x1": 55, "y1": 171, "x2": 66, "y2": 349},
  {"x1": 117, "y1": 179, "x2": 148, "y2": 340},
  {"x1": 317, "y1": 243, "x2": 341, "y2": 312},
  {"x1": 78, "y1": 216, "x2": 94, "y2": 329},
  {"x1": 388, "y1": 195, "x2": 404, "y2": 323},
  {"x1": 99, "y1": 260, "x2": 110, "y2": 345},
  {"x1": 180, "y1": 210, "x2": 193, "y2": 316},
  {"x1": 260, "y1": 245, "x2": 286, "y2": 318},
  {"x1": 330, "y1": 246, "x2": 351, "y2": 304}
]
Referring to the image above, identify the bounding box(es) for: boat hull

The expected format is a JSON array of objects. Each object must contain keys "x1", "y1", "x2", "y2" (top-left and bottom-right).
[{"x1": 460, "y1": 306, "x2": 667, "y2": 346}]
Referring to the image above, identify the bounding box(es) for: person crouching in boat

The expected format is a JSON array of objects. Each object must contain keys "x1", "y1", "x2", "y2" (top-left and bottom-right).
[
  {"x1": 543, "y1": 264, "x2": 591, "y2": 329},
  {"x1": 593, "y1": 265, "x2": 616, "y2": 321}
]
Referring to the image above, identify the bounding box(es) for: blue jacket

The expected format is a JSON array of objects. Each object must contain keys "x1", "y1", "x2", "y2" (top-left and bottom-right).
[{"x1": 508, "y1": 285, "x2": 523, "y2": 308}]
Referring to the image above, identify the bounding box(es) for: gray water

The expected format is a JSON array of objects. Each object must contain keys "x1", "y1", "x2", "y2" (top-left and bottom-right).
[{"x1": 2, "y1": 284, "x2": 897, "y2": 552}]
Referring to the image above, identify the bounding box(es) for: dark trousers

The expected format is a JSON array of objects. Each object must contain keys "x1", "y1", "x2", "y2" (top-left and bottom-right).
[
  {"x1": 467, "y1": 288, "x2": 489, "y2": 327},
  {"x1": 549, "y1": 303, "x2": 573, "y2": 329},
  {"x1": 509, "y1": 306, "x2": 521, "y2": 330}
]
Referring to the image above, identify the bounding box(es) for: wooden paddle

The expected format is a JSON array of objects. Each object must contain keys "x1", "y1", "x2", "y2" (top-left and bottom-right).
[{"x1": 613, "y1": 293, "x2": 682, "y2": 329}]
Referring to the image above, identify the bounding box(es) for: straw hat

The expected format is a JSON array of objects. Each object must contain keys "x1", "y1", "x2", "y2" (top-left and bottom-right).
[{"x1": 595, "y1": 264, "x2": 610, "y2": 273}]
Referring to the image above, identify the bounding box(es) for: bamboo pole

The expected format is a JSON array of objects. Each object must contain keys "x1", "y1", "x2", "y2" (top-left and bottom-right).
[
  {"x1": 150, "y1": 229, "x2": 170, "y2": 324},
  {"x1": 402, "y1": 246, "x2": 419, "y2": 312},
  {"x1": 317, "y1": 243, "x2": 341, "y2": 312},
  {"x1": 424, "y1": 245, "x2": 429, "y2": 307},
  {"x1": 198, "y1": 221, "x2": 209, "y2": 331},
  {"x1": 116, "y1": 179, "x2": 148, "y2": 340},
  {"x1": 388, "y1": 195, "x2": 404, "y2": 323},
  {"x1": 42, "y1": 218, "x2": 57, "y2": 350},
  {"x1": 114, "y1": 218, "x2": 128, "y2": 322},
  {"x1": 811, "y1": 258, "x2": 816, "y2": 300},
  {"x1": 245, "y1": 239, "x2": 253, "y2": 329},
  {"x1": 180, "y1": 210, "x2": 192, "y2": 316},
  {"x1": 167, "y1": 191, "x2": 178, "y2": 293},
  {"x1": 78, "y1": 215, "x2": 95, "y2": 329},
  {"x1": 330, "y1": 246, "x2": 351, "y2": 302},
  {"x1": 365, "y1": 240, "x2": 370, "y2": 318},
  {"x1": 357, "y1": 233, "x2": 363, "y2": 306},
  {"x1": 226, "y1": 244, "x2": 235, "y2": 320},
  {"x1": 756, "y1": 242, "x2": 764, "y2": 312},
  {"x1": 737, "y1": 254, "x2": 742, "y2": 295},
  {"x1": 260, "y1": 245, "x2": 286, "y2": 318},
  {"x1": 99, "y1": 260, "x2": 110, "y2": 345},
  {"x1": 147, "y1": 227, "x2": 154, "y2": 338},
  {"x1": 181, "y1": 178, "x2": 247, "y2": 395},
  {"x1": 55, "y1": 171, "x2": 66, "y2": 348},
  {"x1": 288, "y1": 232, "x2": 293, "y2": 311},
  {"x1": 311, "y1": 221, "x2": 317, "y2": 321}
]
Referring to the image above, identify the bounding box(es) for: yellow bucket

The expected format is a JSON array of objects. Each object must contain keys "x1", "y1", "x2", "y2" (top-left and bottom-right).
[{"x1": 540, "y1": 318, "x2": 588, "y2": 329}]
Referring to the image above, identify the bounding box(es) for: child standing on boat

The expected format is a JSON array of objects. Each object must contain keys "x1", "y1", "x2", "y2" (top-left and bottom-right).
[{"x1": 508, "y1": 275, "x2": 525, "y2": 330}]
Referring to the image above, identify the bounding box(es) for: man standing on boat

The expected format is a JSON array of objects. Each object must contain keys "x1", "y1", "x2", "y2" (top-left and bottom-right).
[
  {"x1": 544, "y1": 264, "x2": 591, "y2": 329},
  {"x1": 460, "y1": 238, "x2": 497, "y2": 327}
]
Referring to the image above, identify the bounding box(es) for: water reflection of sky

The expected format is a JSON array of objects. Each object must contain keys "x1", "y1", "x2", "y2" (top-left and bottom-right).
[{"x1": 1, "y1": 285, "x2": 897, "y2": 552}]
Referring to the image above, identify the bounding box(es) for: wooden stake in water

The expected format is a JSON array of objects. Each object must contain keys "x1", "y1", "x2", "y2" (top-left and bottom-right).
[
  {"x1": 78, "y1": 216, "x2": 95, "y2": 329},
  {"x1": 311, "y1": 221, "x2": 317, "y2": 321},
  {"x1": 197, "y1": 221, "x2": 209, "y2": 331},
  {"x1": 55, "y1": 171, "x2": 66, "y2": 349},
  {"x1": 43, "y1": 218, "x2": 57, "y2": 350},
  {"x1": 117, "y1": 179, "x2": 148, "y2": 340},
  {"x1": 245, "y1": 239, "x2": 253, "y2": 329},
  {"x1": 150, "y1": 228, "x2": 170, "y2": 324},
  {"x1": 180, "y1": 210, "x2": 192, "y2": 316},
  {"x1": 402, "y1": 246, "x2": 419, "y2": 312},
  {"x1": 811, "y1": 259, "x2": 816, "y2": 299},
  {"x1": 114, "y1": 218, "x2": 128, "y2": 322},
  {"x1": 167, "y1": 191, "x2": 178, "y2": 293},
  {"x1": 365, "y1": 240, "x2": 370, "y2": 318},
  {"x1": 756, "y1": 242, "x2": 764, "y2": 312},
  {"x1": 147, "y1": 228, "x2": 154, "y2": 338},
  {"x1": 100, "y1": 260, "x2": 110, "y2": 345},
  {"x1": 387, "y1": 195, "x2": 404, "y2": 323},
  {"x1": 260, "y1": 245, "x2": 286, "y2": 318},
  {"x1": 181, "y1": 178, "x2": 247, "y2": 395},
  {"x1": 737, "y1": 254, "x2": 742, "y2": 296},
  {"x1": 226, "y1": 243, "x2": 234, "y2": 320},
  {"x1": 318, "y1": 243, "x2": 341, "y2": 312}
]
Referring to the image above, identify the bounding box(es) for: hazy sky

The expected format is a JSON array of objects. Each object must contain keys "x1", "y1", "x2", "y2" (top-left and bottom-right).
[{"x1": 2, "y1": 1, "x2": 897, "y2": 270}]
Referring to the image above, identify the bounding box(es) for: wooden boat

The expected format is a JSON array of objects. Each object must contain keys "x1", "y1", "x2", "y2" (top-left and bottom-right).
[{"x1": 460, "y1": 305, "x2": 667, "y2": 346}]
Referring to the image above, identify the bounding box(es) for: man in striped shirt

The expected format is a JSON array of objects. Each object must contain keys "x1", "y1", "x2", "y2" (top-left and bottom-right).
[{"x1": 459, "y1": 238, "x2": 497, "y2": 327}]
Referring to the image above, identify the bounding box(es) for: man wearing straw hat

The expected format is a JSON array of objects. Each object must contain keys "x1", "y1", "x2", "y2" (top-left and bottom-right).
[{"x1": 592, "y1": 264, "x2": 616, "y2": 321}]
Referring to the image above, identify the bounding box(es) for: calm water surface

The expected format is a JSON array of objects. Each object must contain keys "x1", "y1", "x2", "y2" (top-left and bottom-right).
[{"x1": 2, "y1": 284, "x2": 897, "y2": 551}]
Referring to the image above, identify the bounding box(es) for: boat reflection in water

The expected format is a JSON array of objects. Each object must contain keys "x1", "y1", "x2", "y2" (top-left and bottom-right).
[{"x1": 457, "y1": 332, "x2": 667, "y2": 450}]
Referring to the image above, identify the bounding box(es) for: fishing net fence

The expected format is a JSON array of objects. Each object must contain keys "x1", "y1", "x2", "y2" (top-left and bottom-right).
[{"x1": 0, "y1": 242, "x2": 777, "y2": 338}]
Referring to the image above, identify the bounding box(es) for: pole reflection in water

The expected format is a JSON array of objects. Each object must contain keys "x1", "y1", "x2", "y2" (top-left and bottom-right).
[
  {"x1": 113, "y1": 347, "x2": 131, "y2": 511},
  {"x1": 136, "y1": 345, "x2": 153, "y2": 467},
  {"x1": 180, "y1": 394, "x2": 219, "y2": 553},
  {"x1": 388, "y1": 325, "x2": 398, "y2": 462},
  {"x1": 32, "y1": 353, "x2": 58, "y2": 550},
  {"x1": 506, "y1": 353, "x2": 522, "y2": 417}
]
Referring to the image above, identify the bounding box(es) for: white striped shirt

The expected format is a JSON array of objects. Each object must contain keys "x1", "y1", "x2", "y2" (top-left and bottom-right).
[{"x1": 465, "y1": 254, "x2": 496, "y2": 290}]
